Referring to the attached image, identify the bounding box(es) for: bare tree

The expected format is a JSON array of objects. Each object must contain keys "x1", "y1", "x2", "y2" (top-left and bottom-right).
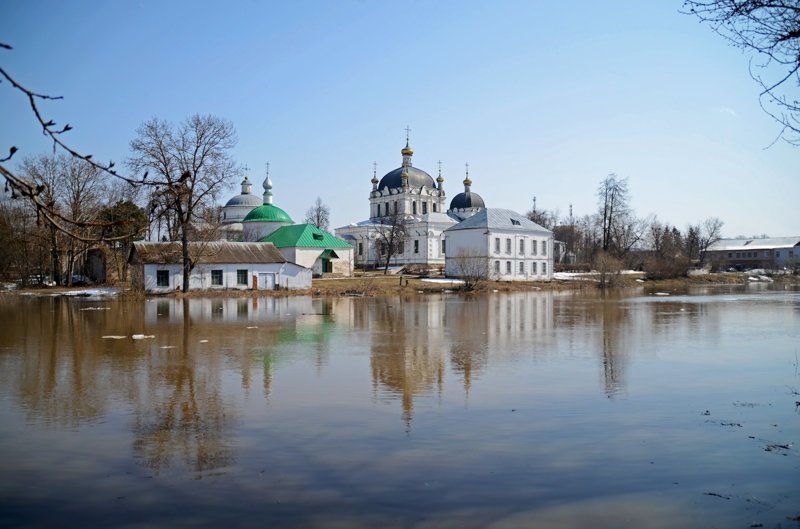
[
  {"x1": 450, "y1": 248, "x2": 489, "y2": 291},
  {"x1": 597, "y1": 174, "x2": 631, "y2": 254},
  {"x1": 304, "y1": 197, "x2": 330, "y2": 232},
  {"x1": 127, "y1": 115, "x2": 240, "y2": 292},
  {"x1": 696, "y1": 216, "x2": 724, "y2": 266},
  {"x1": 684, "y1": 1, "x2": 800, "y2": 145},
  {"x1": 374, "y1": 211, "x2": 409, "y2": 275}
]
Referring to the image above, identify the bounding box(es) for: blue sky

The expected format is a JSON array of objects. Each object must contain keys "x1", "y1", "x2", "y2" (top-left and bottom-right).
[{"x1": 1, "y1": 0, "x2": 796, "y2": 237}]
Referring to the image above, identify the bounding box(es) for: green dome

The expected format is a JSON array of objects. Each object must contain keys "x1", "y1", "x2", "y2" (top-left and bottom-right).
[{"x1": 242, "y1": 204, "x2": 293, "y2": 224}]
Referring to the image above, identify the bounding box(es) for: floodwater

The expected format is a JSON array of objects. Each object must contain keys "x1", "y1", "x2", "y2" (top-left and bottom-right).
[{"x1": 0, "y1": 286, "x2": 798, "y2": 529}]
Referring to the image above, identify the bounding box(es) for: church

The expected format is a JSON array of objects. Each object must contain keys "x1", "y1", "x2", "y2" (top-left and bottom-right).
[{"x1": 334, "y1": 139, "x2": 487, "y2": 271}]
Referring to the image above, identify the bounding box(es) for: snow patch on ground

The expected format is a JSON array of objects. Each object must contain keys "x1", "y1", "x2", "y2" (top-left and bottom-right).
[{"x1": 420, "y1": 278, "x2": 465, "y2": 284}]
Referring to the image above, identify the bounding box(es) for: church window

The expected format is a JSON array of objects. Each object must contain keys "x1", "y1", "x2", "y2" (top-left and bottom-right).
[
  {"x1": 237, "y1": 269, "x2": 248, "y2": 285},
  {"x1": 412, "y1": 201, "x2": 417, "y2": 214},
  {"x1": 156, "y1": 270, "x2": 169, "y2": 287},
  {"x1": 422, "y1": 202, "x2": 427, "y2": 214},
  {"x1": 519, "y1": 239, "x2": 525, "y2": 255},
  {"x1": 532, "y1": 240, "x2": 538, "y2": 255},
  {"x1": 506, "y1": 238, "x2": 511, "y2": 254},
  {"x1": 394, "y1": 201, "x2": 398, "y2": 214},
  {"x1": 211, "y1": 270, "x2": 223, "y2": 286},
  {"x1": 358, "y1": 242, "x2": 363, "y2": 256},
  {"x1": 506, "y1": 261, "x2": 511, "y2": 274},
  {"x1": 519, "y1": 261, "x2": 525, "y2": 274},
  {"x1": 494, "y1": 238, "x2": 500, "y2": 253},
  {"x1": 414, "y1": 240, "x2": 419, "y2": 254},
  {"x1": 441, "y1": 240, "x2": 446, "y2": 255},
  {"x1": 380, "y1": 242, "x2": 387, "y2": 255},
  {"x1": 433, "y1": 203, "x2": 437, "y2": 212}
]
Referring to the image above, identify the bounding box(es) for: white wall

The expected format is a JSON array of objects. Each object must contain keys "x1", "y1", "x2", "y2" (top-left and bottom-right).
[
  {"x1": 141, "y1": 262, "x2": 311, "y2": 293},
  {"x1": 445, "y1": 228, "x2": 554, "y2": 281}
]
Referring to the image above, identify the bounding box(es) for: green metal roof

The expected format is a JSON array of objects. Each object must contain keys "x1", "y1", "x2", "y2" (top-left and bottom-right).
[
  {"x1": 260, "y1": 224, "x2": 352, "y2": 249},
  {"x1": 242, "y1": 204, "x2": 294, "y2": 223}
]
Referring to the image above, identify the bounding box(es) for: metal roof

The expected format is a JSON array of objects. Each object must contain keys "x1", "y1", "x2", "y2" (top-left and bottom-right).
[
  {"x1": 130, "y1": 241, "x2": 287, "y2": 265},
  {"x1": 378, "y1": 166, "x2": 436, "y2": 191},
  {"x1": 449, "y1": 191, "x2": 486, "y2": 210},
  {"x1": 260, "y1": 224, "x2": 352, "y2": 248},
  {"x1": 709, "y1": 237, "x2": 800, "y2": 251},
  {"x1": 445, "y1": 208, "x2": 552, "y2": 234},
  {"x1": 224, "y1": 194, "x2": 263, "y2": 207},
  {"x1": 242, "y1": 203, "x2": 294, "y2": 223}
]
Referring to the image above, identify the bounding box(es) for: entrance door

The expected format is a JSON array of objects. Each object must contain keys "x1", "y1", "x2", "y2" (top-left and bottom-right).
[{"x1": 258, "y1": 273, "x2": 275, "y2": 290}]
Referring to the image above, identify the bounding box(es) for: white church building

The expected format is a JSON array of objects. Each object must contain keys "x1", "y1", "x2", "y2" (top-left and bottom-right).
[{"x1": 335, "y1": 140, "x2": 487, "y2": 271}]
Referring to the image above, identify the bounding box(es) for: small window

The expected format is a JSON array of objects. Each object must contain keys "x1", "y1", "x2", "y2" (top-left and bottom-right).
[
  {"x1": 393, "y1": 201, "x2": 398, "y2": 214},
  {"x1": 412, "y1": 201, "x2": 417, "y2": 214},
  {"x1": 728, "y1": 253, "x2": 732, "y2": 258},
  {"x1": 432, "y1": 203, "x2": 437, "y2": 212},
  {"x1": 776, "y1": 251, "x2": 780, "y2": 257},
  {"x1": 495, "y1": 238, "x2": 500, "y2": 253},
  {"x1": 237, "y1": 269, "x2": 248, "y2": 285},
  {"x1": 313, "y1": 233, "x2": 324, "y2": 240},
  {"x1": 156, "y1": 270, "x2": 169, "y2": 287},
  {"x1": 441, "y1": 240, "x2": 446, "y2": 255},
  {"x1": 542, "y1": 241, "x2": 547, "y2": 256},
  {"x1": 790, "y1": 251, "x2": 794, "y2": 257},
  {"x1": 358, "y1": 242, "x2": 363, "y2": 256},
  {"x1": 422, "y1": 202, "x2": 428, "y2": 214},
  {"x1": 531, "y1": 261, "x2": 537, "y2": 275},
  {"x1": 542, "y1": 262, "x2": 547, "y2": 275},
  {"x1": 414, "y1": 240, "x2": 419, "y2": 254},
  {"x1": 494, "y1": 261, "x2": 500, "y2": 273},
  {"x1": 519, "y1": 261, "x2": 525, "y2": 274},
  {"x1": 506, "y1": 261, "x2": 511, "y2": 274},
  {"x1": 506, "y1": 238, "x2": 511, "y2": 254},
  {"x1": 519, "y1": 239, "x2": 525, "y2": 255},
  {"x1": 532, "y1": 240, "x2": 538, "y2": 255},
  {"x1": 510, "y1": 218, "x2": 521, "y2": 225},
  {"x1": 211, "y1": 269, "x2": 223, "y2": 286}
]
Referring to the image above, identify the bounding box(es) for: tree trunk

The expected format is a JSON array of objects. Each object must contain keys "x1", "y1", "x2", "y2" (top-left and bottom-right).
[{"x1": 181, "y1": 231, "x2": 190, "y2": 292}]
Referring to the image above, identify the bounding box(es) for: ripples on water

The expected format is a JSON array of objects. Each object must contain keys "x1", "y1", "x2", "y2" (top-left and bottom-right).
[{"x1": 0, "y1": 286, "x2": 798, "y2": 528}]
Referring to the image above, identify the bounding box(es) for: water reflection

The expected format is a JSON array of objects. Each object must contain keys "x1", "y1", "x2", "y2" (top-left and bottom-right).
[{"x1": 1, "y1": 288, "x2": 798, "y2": 528}]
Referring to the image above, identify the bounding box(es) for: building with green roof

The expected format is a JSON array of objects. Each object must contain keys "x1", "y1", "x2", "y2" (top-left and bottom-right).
[
  {"x1": 242, "y1": 172, "x2": 295, "y2": 241},
  {"x1": 261, "y1": 223, "x2": 354, "y2": 277}
]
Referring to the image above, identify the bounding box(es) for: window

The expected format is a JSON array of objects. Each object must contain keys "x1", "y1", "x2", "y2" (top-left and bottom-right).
[
  {"x1": 237, "y1": 269, "x2": 248, "y2": 286},
  {"x1": 432, "y1": 203, "x2": 437, "y2": 212},
  {"x1": 156, "y1": 270, "x2": 169, "y2": 287},
  {"x1": 506, "y1": 238, "x2": 511, "y2": 254},
  {"x1": 519, "y1": 239, "x2": 525, "y2": 255},
  {"x1": 412, "y1": 201, "x2": 417, "y2": 214},
  {"x1": 519, "y1": 261, "x2": 525, "y2": 274},
  {"x1": 414, "y1": 240, "x2": 419, "y2": 253},
  {"x1": 510, "y1": 218, "x2": 521, "y2": 225},
  {"x1": 531, "y1": 261, "x2": 537, "y2": 275},
  {"x1": 398, "y1": 241, "x2": 404, "y2": 254},
  {"x1": 495, "y1": 238, "x2": 500, "y2": 253},
  {"x1": 494, "y1": 261, "x2": 500, "y2": 273},
  {"x1": 728, "y1": 253, "x2": 732, "y2": 258},
  {"x1": 532, "y1": 240, "x2": 538, "y2": 255},
  {"x1": 380, "y1": 242, "x2": 387, "y2": 255},
  {"x1": 393, "y1": 201, "x2": 398, "y2": 214},
  {"x1": 542, "y1": 241, "x2": 547, "y2": 256},
  {"x1": 312, "y1": 233, "x2": 324, "y2": 240},
  {"x1": 790, "y1": 250, "x2": 795, "y2": 257},
  {"x1": 441, "y1": 240, "x2": 446, "y2": 255},
  {"x1": 506, "y1": 261, "x2": 511, "y2": 274},
  {"x1": 358, "y1": 242, "x2": 363, "y2": 256},
  {"x1": 422, "y1": 202, "x2": 428, "y2": 214},
  {"x1": 211, "y1": 269, "x2": 223, "y2": 286},
  {"x1": 542, "y1": 262, "x2": 547, "y2": 275},
  {"x1": 776, "y1": 251, "x2": 781, "y2": 257}
]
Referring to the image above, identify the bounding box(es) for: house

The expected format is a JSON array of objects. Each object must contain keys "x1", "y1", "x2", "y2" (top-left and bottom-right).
[
  {"x1": 444, "y1": 208, "x2": 554, "y2": 281},
  {"x1": 707, "y1": 236, "x2": 800, "y2": 271},
  {"x1": 259, "y1": 223, "x2": 354, "y2": 277},
  {"x1": 128, "y1": 241, "x2": 311, "y2": 293}
]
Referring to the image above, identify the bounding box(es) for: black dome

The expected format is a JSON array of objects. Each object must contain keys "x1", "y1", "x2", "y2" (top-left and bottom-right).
[
  {"x1": 378, "y1": 166, "x2": 436, "y2": 191},
  {"x1": 449, "y1": 191, "x2": 485, "y2": 210}
]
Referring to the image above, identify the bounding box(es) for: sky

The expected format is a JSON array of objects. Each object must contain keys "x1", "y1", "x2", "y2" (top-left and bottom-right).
[{"x1": 1, "y1": 0, "x2": 796, "y2": 238}]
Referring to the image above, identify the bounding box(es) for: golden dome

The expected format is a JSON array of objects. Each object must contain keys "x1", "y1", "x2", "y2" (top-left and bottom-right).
[{"x1": 401, "y1": 141, "x2": 413, "y2": 156}]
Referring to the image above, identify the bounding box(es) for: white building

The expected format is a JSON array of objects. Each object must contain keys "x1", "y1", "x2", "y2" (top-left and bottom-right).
[
  {"x1": 219, "y1": 176, "x2": 263, "y2": 241},
  {"x1": 129, "y1": 241, "x2": 311, "y2": 293},
  {"x1": 706, "y1": 236, "x2": 800, "y2": 271},
  {"x1": 444, "y1": 208, "x2": 554, "y2": 281},
  {"x1": 335, "y1": 140, "x2": 487, "y2": 271}
]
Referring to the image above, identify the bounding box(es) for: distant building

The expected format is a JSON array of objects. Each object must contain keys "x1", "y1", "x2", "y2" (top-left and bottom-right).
[
  {"x1": 335, "y1": 139, "x2": 486, "y2": 270},
  {"x1": 128, "y1": 241, "x2": 311, "y2": 293},
  {"x1": 260, "y1": 223, "x2": 354, "y2": 277},
  {"x1": 444, "y1": 208, "x2": 554, "y2": 280},
  {"x1": 707, "y1": 236, "x2": 800, "y2": 270},
  {"x1": 219, "y1": 176, "x2": 263, "y2": 241}
]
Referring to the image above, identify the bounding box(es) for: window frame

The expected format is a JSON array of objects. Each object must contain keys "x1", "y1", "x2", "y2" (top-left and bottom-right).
[
  {"x1": 211, "y1": 269, "x2": 223, "y2": 286},
  {"x1": 156, "y1": 270, "x2": 169, "y2": 287}
]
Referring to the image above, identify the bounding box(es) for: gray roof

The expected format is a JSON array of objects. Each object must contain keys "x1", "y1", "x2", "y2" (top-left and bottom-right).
[
  {"x1": 449, "y1": 191, "x2": 485, "y2": 210},
  {"x1": 130, "y1": 241, "x2": 287, "y2": 265},
  {"x1": 378, "y1": 166, "x2": 436, "y2": 191},
  {"x1": 225, "y1": 193, "x2": 263, "y2": 207},
  {"x1": 709, "y1": 237, "x2": 800, "y2": 252},
  {"x1": 445, "y1": 208, "x2": 552, "y2": 234}
]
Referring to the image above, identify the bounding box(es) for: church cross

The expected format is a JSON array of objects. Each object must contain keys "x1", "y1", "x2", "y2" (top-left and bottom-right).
[{"x1": 405, "y1": 125, "x2": 411, "y2": 143}]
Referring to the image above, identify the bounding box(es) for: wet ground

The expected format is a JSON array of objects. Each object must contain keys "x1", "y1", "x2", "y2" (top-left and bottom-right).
[{"x1": 0, "y1": 284, "x2": 798, "y2": 528}]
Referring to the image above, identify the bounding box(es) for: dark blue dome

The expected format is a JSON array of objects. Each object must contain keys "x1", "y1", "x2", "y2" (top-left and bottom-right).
[{"x1": 378, "y1": 166, "x2": 436, "y2": 191}]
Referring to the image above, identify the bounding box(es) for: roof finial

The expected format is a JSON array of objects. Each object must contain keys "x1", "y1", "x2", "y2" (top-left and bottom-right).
[
  {"x1": 263, "y1": 162, "x2": 273, "y2": 205},
  {"x1": 405, "y1": 125, "x2": 411, "y2": 144},
  {"x1": 371, "y1": 161, "x2": 379, "y2": 189},
  {"x1": 463, "y1": 162, "x2": 472, "y2": 190},
  {"x1": 436, "y1": 160, "x2": 444, "y2": 187},
  {"x1": 401, "y1": 128, "x2": 414, "y2": 163}
]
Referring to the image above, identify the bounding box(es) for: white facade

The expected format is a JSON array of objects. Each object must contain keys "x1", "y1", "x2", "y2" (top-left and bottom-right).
[
  {"x1": 279, "y1": 246, "x2": 355, "y2": 276},
  {"x1": 444, "y1": 209, "x2": 554, "y2": 281},
  {"x1": 138, "y1": 262, "x2": 310, "y2": 293}
]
